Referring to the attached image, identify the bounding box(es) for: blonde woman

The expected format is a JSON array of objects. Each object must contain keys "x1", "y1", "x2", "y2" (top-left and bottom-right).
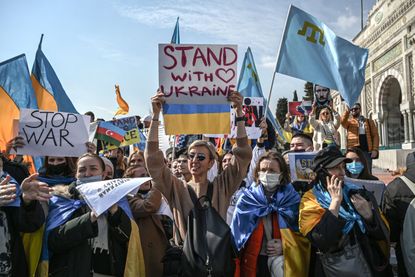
[{"x1": 309, "y1": 104, "x2": 340, "y2": 151}]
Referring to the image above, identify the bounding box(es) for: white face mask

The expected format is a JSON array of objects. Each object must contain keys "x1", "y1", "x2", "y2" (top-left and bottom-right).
[
  {"x1": 76, "y1": 175, "x2": 103, "y2": 185},
  {"x1": 258, "y1": 172, "x2": 281, "y2": 190}
]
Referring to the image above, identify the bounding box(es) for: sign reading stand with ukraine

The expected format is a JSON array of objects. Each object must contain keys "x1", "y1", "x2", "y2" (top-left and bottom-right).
[{"x1": 159, "y1": 44, "x2": 237, "y2": 135}]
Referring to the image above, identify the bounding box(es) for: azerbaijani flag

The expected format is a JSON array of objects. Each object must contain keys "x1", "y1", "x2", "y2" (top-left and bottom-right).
[{"x1": 95, "y1": 121, "x2": 126, "y2": 146}]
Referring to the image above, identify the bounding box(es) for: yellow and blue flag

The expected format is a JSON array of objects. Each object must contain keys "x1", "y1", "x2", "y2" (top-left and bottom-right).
[
  {"x1": 171, "y1": 17, "x2": 180, "y2": 44},
  {"x1": 31, "y1": 35, "x2": 77, "y2": 113},
  {"x1": 0, "y1": 54, "x2": 38, "y2": 152},
  {"x1": 238, "y1": 48, "x2": 287, "y2": 142},
  {"x1": 276, "y1": 5, "x2": 368, "y2": 107}
]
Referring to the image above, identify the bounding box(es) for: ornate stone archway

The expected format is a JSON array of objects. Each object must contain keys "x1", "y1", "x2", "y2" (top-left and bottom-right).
[{"x1": 376, "y1": 72, "x2": 405, "y2": 147}]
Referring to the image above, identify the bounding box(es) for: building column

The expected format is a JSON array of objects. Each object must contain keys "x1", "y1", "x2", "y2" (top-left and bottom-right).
[
  {"x1": 409, "y1": 109, "x2": 415, "y2": 143},
  {"x1": 403, "y1": 110, "x2": 409, "y2": 144},
  {"x1": 377, "y1": 120, "x2": 383, "y2": 146}
]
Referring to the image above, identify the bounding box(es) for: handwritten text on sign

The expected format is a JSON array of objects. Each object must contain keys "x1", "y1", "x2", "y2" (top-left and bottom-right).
[
  {"x1": 159, "y1": 44, "x2": 238, "y2": 104},
  {"x1": 17, "y1": 109, "x2": 89, "y2": 157}
]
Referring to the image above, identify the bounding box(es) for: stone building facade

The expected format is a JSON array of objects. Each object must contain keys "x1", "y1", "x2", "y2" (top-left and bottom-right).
[{"x1": 334, "y1": 0, "x2": 415, "y2": 170}]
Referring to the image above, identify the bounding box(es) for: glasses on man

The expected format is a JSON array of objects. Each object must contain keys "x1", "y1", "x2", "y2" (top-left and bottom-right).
[
  {"x1": 187, "y1": 153, "x2": 206, "y2": 161},
  {"x1": 351, "y1": 107, "x2": 360, "y2": 111}
]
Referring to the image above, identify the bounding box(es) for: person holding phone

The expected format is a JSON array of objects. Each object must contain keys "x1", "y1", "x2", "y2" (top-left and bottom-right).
[{"x1": 299, "y1": 147, "x2": 392, "y2": 277}]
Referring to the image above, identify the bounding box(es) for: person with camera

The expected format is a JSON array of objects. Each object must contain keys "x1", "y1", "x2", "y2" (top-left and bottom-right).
[{"x1": 299, "y1": 147, "x2": 392, "y2": 277}]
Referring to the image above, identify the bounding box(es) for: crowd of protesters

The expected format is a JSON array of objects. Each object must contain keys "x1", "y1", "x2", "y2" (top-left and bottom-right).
[{"x1": 0, "y1": 87, "x2": 414, "y2": 277}]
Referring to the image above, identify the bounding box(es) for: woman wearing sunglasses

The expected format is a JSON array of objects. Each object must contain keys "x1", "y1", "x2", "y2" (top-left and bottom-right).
[
  {"x1": 309, "y1": 103, "x2": 340, "y2": 151},
  {"x1": 145, "y1": 90, "x2": 252, "y2": 244}
]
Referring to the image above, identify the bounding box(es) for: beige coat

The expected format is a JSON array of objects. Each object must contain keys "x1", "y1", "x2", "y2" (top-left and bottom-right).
[
  {"x1": 145, "y1": 137, "x2": 252, "y2": 244},
  {"x1": 128, "y1": 188, "x2": 169, "y2": 277}
]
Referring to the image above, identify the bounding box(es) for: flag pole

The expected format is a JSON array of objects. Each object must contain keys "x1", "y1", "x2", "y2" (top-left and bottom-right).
[{"x1": 264, "y1": 5, "x2": 292, "y2": 121}]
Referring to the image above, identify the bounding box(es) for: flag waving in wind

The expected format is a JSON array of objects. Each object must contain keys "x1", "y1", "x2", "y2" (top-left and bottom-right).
[
  {"x1": 276, "y1": 5, "x2": 368, "y2": 107},
  {"x1": 31, "y1": 34, "x2": 78, "y2": 113},
  {"x1": 114, "y1": 84, "x2": 129, "y2": 116},
  {"x1": 238, "y1": 47, "x2": 287, "y2": 142},
  {"x1": 0, "y1": 54, "x2": 38, "y2": 151},
  {"x1": 95, "y1": 121, "x2": 127, "y2": 146}
]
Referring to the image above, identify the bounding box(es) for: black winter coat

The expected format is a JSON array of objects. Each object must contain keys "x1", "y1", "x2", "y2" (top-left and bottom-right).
[
  {"x1": 48, "y1": 185, "x2": 131, "y2": 277},
  {"x1": 382, "y1": 170, "x2": 415, "y2": 277},
  {"x1": 1, "y1": 200, "x2": 45, "y2": 277}
]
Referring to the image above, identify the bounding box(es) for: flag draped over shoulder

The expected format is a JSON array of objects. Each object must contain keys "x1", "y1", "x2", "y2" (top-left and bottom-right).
[
  {"x1": 31, "y1": 34, "x2": 78, "y2": 113},
  {"x1": 114, "y1": 85, "x2": 129, "y2": 116},
  {"x1": 37, "y1": 196, "x2": 145, "y2": 277},
  {"x1": 276, "y1": 5, "x2": 368, "y2": 107},
  {"x1": 171, "y1": 17, "x2": 180, "y2": 44},
  {"x1": 0, "y1": 54, "x2": 38, "y2": 152},
  {"x1": 238, "y1": 48, "x2": 287, "y2": 142}
]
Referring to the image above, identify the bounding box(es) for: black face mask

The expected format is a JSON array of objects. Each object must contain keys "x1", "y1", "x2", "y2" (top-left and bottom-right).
[
  {"x1": 46, "y1": 163, "x2": 69, "y2": 176},
  {"x1": 138, "y1": 123, "x2": 144, "y2": 129}
]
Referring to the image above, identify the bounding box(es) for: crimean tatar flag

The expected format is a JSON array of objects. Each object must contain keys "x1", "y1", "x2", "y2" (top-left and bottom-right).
[
  {"x1": 95, "y1": 121, "x2": 127, "y2": 146},
  {"x1": 114, "y1": 84, "x2": 129, "y2": 116},
  {"x1": 276, "y1": 5, "x2": 368, "y2": 107},
  {"x1": 31, "y1": 34, "x2": 78, "y2": 113},
  {"x1": 0, "y1": 54, "x2": 38, "y2": 152}
]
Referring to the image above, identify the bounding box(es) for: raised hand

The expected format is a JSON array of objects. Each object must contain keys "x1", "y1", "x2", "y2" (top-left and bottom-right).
[
  {"x1": 327, "y1": 175, "x2": 343, "y2": 217},
  {"x1": 151, "y1": 89, "x2": 165, "y2": 117},
  {"x1": 21, "y1": 173, "x2": 52, "y2": 204},
  {"x1": 0, "y1": 176, "x2": 17, "y2": 207}
]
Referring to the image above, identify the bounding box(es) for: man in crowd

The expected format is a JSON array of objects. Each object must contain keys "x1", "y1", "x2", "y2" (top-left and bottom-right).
[
  {"x1": 341, "y1": 103, "x2": 379, "y2": 173},
  {"x1": 383, "y1": 151, "x2": 415, "y2": 277}
]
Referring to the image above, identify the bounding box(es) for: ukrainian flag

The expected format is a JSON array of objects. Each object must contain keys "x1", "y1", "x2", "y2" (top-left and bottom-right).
[
  {"x1": 31, "y1": 35, "x2": 77, "y2": 113},
  {"x1": 163, "y1": 103, "x2": 230, "y2": 135},
  {"x1": 0, "y1": 54, "x2": 38, "y2": 152}
]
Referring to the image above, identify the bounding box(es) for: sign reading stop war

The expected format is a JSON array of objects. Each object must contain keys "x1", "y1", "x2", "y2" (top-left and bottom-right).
[
  {"x1": 159, "y1": 44, "x2": 238, "y2": 104},
  {"x1": 17, "y1": 109, "x2": 89, "y2": 157}
]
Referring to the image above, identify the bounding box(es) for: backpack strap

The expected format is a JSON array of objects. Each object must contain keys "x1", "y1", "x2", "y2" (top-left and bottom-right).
[
  {"x1": 399, "y1": 175, "x2": 415, "y2": 195},
  {"x1": 187, "y1": 182, "x2": 214, "y2": 205}
]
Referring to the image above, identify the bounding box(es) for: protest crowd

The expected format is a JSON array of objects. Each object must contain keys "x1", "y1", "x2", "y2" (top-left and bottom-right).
[{"x1": 2, "y1": 6, "x2": 415, "y2": 277}]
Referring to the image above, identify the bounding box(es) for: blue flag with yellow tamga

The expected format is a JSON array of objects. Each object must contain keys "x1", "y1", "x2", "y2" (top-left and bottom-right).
[
  {"x1": 0, "y1": 54, "x2": 38, "y2": 152},
  {"x1": 31, "y1": 34, "x2": 78, "y2": 113},
  {"x1": 238, "y1": 48, "x2": 287, "y2": 142},
  {"x1": 276, "y1": 5, "x2": 368, "y2": 107}
]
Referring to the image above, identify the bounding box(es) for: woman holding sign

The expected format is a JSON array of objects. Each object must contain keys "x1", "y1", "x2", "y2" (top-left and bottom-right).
[
  {"x1": 309, "y1": 103, "x2": 340, "y2": 151},
  {"x1": 145, "y1": 90, "x2": 252, "y2": 274},
  {"x1": 47, "y1": 153, "x2": 136, "y2": 277}
]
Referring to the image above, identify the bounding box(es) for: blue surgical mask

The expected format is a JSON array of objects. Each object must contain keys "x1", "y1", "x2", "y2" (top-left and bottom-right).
[
  {"x1": 76, "y1": 175, "x2": 103, "y2": 185},
  {"x1": 346, "y1": 161, "x2": 364, "y2": 176}
]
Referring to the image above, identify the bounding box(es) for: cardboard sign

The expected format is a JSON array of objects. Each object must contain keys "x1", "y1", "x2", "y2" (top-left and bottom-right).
[
  {"x1": 77, "y1": 177, "x2": 151, "y2": 216},
  {"x1": 17, "y1": 109, "x2": 89, "y2": 157},
  {"x1": 205, "y1": 97, "x2": 263, "y2": 139},
  {"x1": 159, "y1": 44, "x2": 237, "y2": 104},
  {"x1": 288, "y1": 152, "x2": 317, "y2": 182},
  {"x1": 344, "y1": 176, "x2": 386, "y2": 204},
  {"x1": 101, "y1": 116, "x2": 140, "y2": 150}
]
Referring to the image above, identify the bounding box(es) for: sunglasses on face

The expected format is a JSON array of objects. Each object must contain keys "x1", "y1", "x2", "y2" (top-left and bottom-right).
[
  {"x1": 351, "y1": 107, "x2": 360, "y2": 111},
  {"x1": 322, "y1": 112, "x2": 329, "y2": 115},
  {"x1": 187, "y1": 153, "x2": 206, "y2": 161}
]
